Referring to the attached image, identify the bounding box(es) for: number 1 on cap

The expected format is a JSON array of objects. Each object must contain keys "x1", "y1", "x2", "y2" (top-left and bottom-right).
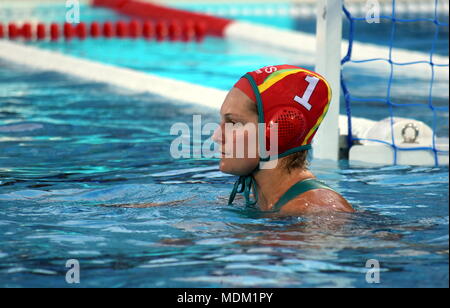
[{"x1": 294, "y1": 75, "x2": 320, "y2": 111}]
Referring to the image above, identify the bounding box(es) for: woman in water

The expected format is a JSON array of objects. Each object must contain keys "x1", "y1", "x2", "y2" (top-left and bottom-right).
[
  {"x1": 212, "y1": 65, "x2": 354, "y2": 216},
  {"x1": 113, "y1": 65, "x2": 353, "y2": 215}
]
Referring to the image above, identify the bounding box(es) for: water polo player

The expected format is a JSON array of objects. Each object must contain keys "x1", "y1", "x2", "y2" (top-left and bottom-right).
[{"x1": 212, "y1": 65, "x2": 354, "y2": 215}]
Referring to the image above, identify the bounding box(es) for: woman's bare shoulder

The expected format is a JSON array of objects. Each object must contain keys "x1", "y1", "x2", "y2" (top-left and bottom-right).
[{"x1": 279, "y1": 188, "x2": 355, "y2": 215}]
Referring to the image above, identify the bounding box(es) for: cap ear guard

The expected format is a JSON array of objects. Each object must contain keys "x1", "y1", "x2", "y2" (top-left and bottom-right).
[{"x1": 265, "y1": 106, "x2": 308, "y2": 155}]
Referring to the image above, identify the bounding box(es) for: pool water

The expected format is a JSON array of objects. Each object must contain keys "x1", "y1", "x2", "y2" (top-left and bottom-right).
[
  {"x1": 0, "y1": 2, "x2": 449, "y2": 288},
  {"x1": 0, "y1": 63, "x2": 448, "y2": 288}
]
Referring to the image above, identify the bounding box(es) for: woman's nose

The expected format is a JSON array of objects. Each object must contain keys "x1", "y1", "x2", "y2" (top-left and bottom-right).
[{"x1": 212, "y1": 126, "x2": 223, "y2": 144}]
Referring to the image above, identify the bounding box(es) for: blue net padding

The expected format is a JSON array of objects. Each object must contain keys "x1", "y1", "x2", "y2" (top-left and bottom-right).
[{"x1": 341, "y1": 0, "x2": 449, "y2": 165}]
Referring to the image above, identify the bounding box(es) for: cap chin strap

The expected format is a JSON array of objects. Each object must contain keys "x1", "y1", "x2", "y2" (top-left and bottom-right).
[
  {"x1": 227, "y1": 144, "x2": 313, "y2": 207},
  {"x1": 228, "y1": 165, "x2": 260, "y2": 208}
]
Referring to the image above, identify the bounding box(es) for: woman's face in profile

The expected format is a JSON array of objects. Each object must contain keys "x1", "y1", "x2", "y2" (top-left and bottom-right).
[{"x1": 212, "y1": 88, "x2": 260, "y2": 176}]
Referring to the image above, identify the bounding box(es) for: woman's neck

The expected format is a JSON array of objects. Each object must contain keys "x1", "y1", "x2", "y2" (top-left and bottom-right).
[{"x1": 252, "y1": 163, "x2": 314, "y2": 211}]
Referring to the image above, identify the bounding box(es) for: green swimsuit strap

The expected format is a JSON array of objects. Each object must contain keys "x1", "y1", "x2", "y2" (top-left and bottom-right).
[{"x1": 269, "y1": 178, "x2": 336, "y2": 213}]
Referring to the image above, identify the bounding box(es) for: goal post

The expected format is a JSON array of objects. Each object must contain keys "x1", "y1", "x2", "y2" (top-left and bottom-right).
[{"x1": 313, "y1": 0, "x2": 343, "y2": 162}]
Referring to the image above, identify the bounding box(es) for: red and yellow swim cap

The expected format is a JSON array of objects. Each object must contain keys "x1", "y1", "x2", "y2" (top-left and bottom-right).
[{"x1": 233, "y1": 64, "x2": 332, "y2": 159}]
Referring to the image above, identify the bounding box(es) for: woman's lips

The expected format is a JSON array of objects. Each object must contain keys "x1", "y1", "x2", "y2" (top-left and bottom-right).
[{"x1": 221, "y1": 151, "x2": 230, "y2": 157}]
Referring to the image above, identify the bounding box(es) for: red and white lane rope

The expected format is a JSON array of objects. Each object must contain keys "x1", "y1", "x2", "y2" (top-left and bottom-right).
[{"x1": 0, "y1": 20, "x2": 207, "y2": 42}]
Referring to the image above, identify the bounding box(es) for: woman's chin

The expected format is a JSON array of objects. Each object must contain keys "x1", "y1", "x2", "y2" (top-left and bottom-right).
[
  {"x1": 219, "y1": 158, "x2": 259, "y2": 176},
  {"x1": 219, "y1": 159, "x2": 240, "y2": 175},
  {"x1": 219, "y1": 160, "x2": 232, "y2": 174}
]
